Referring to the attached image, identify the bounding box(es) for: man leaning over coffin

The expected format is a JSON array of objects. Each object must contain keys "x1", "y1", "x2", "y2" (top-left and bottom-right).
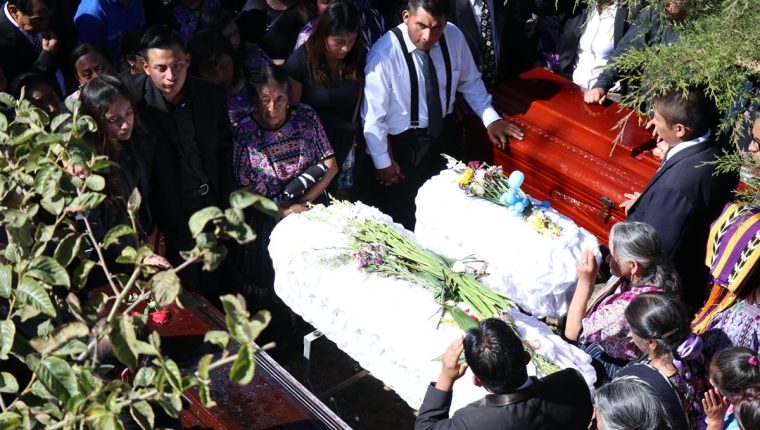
[{"x1": 359, "y1": 0, "x2": 524, "y2": 230}]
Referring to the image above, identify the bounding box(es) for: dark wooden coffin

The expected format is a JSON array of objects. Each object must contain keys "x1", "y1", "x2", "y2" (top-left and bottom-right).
[
  {"x1": 150, "y1": 293, "x2": 350, "y2": 430},
  {"x1": 465, "y1": 67, "x2": 659, "y2": 243}
]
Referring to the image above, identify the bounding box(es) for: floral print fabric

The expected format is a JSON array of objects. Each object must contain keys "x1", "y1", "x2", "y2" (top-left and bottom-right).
[{"x1": 233, "y1": 104, "x2": 334, "y2": 198}]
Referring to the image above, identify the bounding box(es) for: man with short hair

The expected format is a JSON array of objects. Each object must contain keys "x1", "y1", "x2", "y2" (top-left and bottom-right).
[
  {"x1": 623, "y1": 87, "x2": 738, "y2": 309},
  {"x1": 0, "y1": 0, "x2": 63, "y2": 90},
  {"x1": 415, "y1": 318, "x2": 593, "y2": 429},
  {"x1": 361, "y1": 0, "x2": 523, "y2": 229},
  {"x1": 129, "y1": 25, "x2": 233, "y2": 293}
]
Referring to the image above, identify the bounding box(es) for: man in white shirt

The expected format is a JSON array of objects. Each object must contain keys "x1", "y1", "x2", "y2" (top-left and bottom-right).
[
  {"x1": 622, "y1": 87, "x2": 737, "y2": 310},
  {"x1": 361, "y1": 0, "x2": 522, "y2": 228}
]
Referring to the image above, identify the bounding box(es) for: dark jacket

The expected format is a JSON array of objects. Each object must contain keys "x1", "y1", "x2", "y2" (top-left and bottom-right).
[
  {"x1": 627, "y1": 138, "x2": 738, "y2": 309},
  {"x1": 415, "y1": 368, "x2": 593, "y2": 430},
  {"x1": 557, "y1": 2, "x2": 636, "y2": 80},
  {"x1": 592, "y1": 5, "x2": 681, "y2": 91},
  {"x1": 126, "y1": 73, "x2": 233, "y2": 262},
  {"x1": 0, "y1": 10, "x2": 58, "y2": 88}
]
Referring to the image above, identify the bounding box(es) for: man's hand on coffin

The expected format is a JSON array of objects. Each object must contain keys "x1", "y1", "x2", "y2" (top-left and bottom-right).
[
  {"x1": 376, "y1": 159, "x2": 405, "y2": 186},
  {"x1": 487, "y1": 119, "x2": 524, "y2": 150},
  {"x1": 435, "y1": 337, "x2": 468, "y2": 392},
  {"x1": 620, "y1": 192, "x2": 641, "y2": 215},
  {"x1": 584, "y1": 87, "x2": 607, "y2": 105}
]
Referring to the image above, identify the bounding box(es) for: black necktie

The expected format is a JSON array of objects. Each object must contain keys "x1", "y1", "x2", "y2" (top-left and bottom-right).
[
  {"x1": 420, "y1": 50, "x2": 443, "y2": 139},
  {"x1": 479, "y1": 0, "x2": 497, "y2": 88}
]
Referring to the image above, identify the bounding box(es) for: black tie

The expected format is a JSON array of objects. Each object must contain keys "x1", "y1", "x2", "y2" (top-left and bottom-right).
[
  {"x1": 479, "y1": 0, "x2": 498, "y2": 88},
  {"x1": 420, "y1": 49, "x2": 443, "y2": 139}
]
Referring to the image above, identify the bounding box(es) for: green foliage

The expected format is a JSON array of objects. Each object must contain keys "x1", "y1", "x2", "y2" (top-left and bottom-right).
[{"x1": 0, "y1": 94, "x2": 274, "y2": 428}]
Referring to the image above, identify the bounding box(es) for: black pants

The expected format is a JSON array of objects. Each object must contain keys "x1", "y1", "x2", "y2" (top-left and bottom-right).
[{"x1": 358, "y1": 117, "x2": 461, "y2": 230}]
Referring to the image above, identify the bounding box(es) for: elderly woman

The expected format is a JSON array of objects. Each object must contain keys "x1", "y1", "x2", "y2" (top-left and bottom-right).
[
  {"x1": 617, "y1": 293, "x2": 707, "y2": 430},
  {"x1": 234, "y1": 61, "x2": 337, "y2": 300},
  {"x1": 593, "y1": 376, "x2": 671, "y2": 430},
  {"x1": 565, "y1": 221, "x2": 680, "y2": 382}
]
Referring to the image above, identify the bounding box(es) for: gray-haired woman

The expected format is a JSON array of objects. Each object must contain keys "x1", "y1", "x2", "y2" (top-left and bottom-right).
[
  {"x1": 565, "y1": 221, "x2": 680, "y2": 383},
  {"x1": 594, "y1": 376, "x2": 671, "y2": 430}
]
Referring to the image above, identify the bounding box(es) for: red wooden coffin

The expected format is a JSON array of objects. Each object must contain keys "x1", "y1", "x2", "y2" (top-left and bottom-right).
[
  {"x1": 465, "y1": 68, "x2": 659, "y2": 244},
  {"x1": 148, "y1": 293, "x2": 350, "y2": 430}
]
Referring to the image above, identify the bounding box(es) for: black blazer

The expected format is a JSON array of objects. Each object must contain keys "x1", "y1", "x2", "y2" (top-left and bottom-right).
[
  {"x1": 0, "y1": 10, "x2": 58, "y2": 87},
  {"x1": 415, "y1": 368, "x2": 593, "y2": 430},
  {"x1": 448, "y1": 0, "x2": 534, "y2": 79},
  {"x1": 127, "y1": 74, "x2": 233, "y2": 242},
  {"x1": 557, "y1": 2, "x2": 634, "y2": 80},
  {"x1": 627, "y1": 139, "x2": 738, "y2": 308}
]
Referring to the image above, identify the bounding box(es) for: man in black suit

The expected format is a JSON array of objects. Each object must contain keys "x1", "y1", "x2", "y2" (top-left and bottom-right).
[
  {"x1": 415, "y1": 318, "x2": 593, "y2": 430},
  {"x1": 447, "y1": 0, "x2": 534, "y2": 85},
  {"x1": 129, "y1": 25, "x2": 234, "y2": 294},
  {"x1": 623, "y1": 88, "x2": 738, "y2": 310},
  {"x1": 0, "y1": 0, "x2": 61, "y2": 89}
]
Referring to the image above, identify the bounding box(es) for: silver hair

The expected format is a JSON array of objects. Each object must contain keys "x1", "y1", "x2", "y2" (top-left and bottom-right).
[
  {"x1": 595, "y1": 376, "x2": 672, "y2": 430},
  {"x1": 609, "y1": 222, "x2": 680, "y2": 292}
]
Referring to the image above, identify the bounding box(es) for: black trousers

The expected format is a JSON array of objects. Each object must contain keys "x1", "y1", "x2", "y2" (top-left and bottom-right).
[{"x1": 358, "y1": 117, "x2": 461, "y2": 230}]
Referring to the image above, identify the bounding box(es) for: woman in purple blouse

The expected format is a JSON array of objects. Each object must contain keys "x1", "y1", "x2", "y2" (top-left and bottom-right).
[{"x1": 565, "y1": 221, "x2": 681, "y2": 383}]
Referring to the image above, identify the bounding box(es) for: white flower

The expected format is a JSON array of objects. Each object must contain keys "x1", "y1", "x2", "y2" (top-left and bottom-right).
[
  {"x1": 474, "y1": 169, "x2": 486, "y2": 182},
  {"x1": 471, "y1": 183, "x2": 485, "y2": 196},
  {"x1": 452, "y1": 260, "x2": 466, "y2": 273}
]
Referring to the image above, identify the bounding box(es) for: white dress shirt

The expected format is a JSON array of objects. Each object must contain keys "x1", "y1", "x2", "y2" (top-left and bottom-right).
[
  {"x1": 572, "y1": 4, "x2": 617, "y2": 90},
  {"x1": 664, "y1": 131, "x2": 711, "y2": 162},
  {"x1": 468, "y1": 0, "x2": 500, "y2": 65},
  {"x1": 362, "y1": 22, "x2": 501, "y2": 169}
]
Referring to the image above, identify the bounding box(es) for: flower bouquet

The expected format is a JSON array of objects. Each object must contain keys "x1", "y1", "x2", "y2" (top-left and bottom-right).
[
  {"x1": 444, "y1": 155, "x2": 562, "y2": 238},
  {"x1": 306, "y1": 201, "x2": 560, "y2": 376}
]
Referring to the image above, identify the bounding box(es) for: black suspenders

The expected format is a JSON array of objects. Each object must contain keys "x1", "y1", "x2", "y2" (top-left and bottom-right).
[{"x1": 390, "y1": 27, "x2": 452, "y2": 129}]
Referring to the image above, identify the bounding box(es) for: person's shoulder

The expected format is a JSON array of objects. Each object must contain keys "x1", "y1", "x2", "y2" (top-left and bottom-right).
[
  {"x1": 368, "y1": 27, "x2": 400, "y2": 59},
  {"x1": 443, "y1": 22, "x2": 466, "y2": 39},
  {"x1": 187, "y1": 76, "x2": 226, "y2": 100},
  {"x1": 541, "y1": 368, "x2": 587, "y2": 386},
  {"x1": 74, "y1": 0, "x2": 103, "y2": 17}
]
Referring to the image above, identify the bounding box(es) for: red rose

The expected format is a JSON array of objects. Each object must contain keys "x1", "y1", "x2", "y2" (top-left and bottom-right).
[{"x1": 149, "y1": 310, "x2": 171, "y2": 325}]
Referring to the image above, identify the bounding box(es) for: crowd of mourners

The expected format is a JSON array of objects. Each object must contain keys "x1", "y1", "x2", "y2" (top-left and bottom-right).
[{"x1": 1, "y1": 0, "x2": 760, "y2": 428}]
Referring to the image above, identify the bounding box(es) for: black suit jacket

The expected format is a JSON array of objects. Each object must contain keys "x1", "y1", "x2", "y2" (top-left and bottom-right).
[
  {"x1": 127, "y1": 74, "x2": 233, "y2": 251},
  {"x1": 627, "y1": 139, "x2": 738, "y2": 309},
  {"x1": 448, "y1": 0, "x2": 534, "y2": 79},
  {"x1": 0, "y1": 11, "x2": 58, "y2": 87},
  {"x1": 557, "y1": 2, "x2": 634, "y2": 80},
  {"x1": 415, "y1": 369, "x2": 593, "y2": 430}
]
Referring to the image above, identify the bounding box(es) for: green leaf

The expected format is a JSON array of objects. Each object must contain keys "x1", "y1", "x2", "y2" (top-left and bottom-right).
[
  {"x1": 25, "y1": 256, "x2": 70, "y2": 288},
  {"x1": 33, "y1": 165, "x2": 62, "y2": 198},
  {"x1": 0, "y1": 372, "x2": 18, "y2": 393},
  {"x1": 84, "y1": 405, "x2": 124, "y2": 430},
  {"x1": 85, "y1": 174, "x2": 105, "y2": 191},
  {"x1": 49, "y1": 112, "x2": 71, "y2": 132},
  {"x1": 127, "y1": 188, "x2": 141, "y2": 217},
  {"x1": 0, "y1": 320, "x2": 16, "y2": 360},
  {"x1": 53, "y1": 234, "x2": 83, "y2": 267},
  {"x1": 149, "y1": 271, "x2": 181, "y2": 307},
  {"x1": 220, "y1": 294, "x2": 249, "y2": 341},
  {"x1": 229, "y1": 343, "x2": 255, "y2": 385},
  {"x1": 0, "y1": 111, "x2": 7, "y2": 132},
  {"x1": 130, "y1": 401, "x2": 155, "y2": 430},
  {"x1": 40, "y1": 194, "x2": 65, "y2": 215},
  {"x1": 16, "y1": 276, "x2": 56, "y2": 319},
  {"x1": 133, "y1": 340, "x2": 157, "y2": 356},
  {"x1": 197, "y1": 353, "x2": 213, "y2": 381},
  {"x1": 30, "y1": 380, "x2": 55, "y2": 400},
  {"x1": 115, "y1": 246, "x2": 137, "y2": 265},
  {"x1": 243, "y1": 310, "x2": 271, "y2": 343},
  {"x1": 203, "y1": 330, "x2": 229, "y2": 349},
  {"x1": 36, "y1": 319, "x2": 54, "y2": 337},
  {"x1": 134, "y1": 367, "x2": 155, "y2": 388},
  {"x1": 188, "y1": 206, "x2": 224, "y2": 237},
  {"x1": 0, "y1": 92, "x2": 14, "y2": 107},
  {"x1": 37, "y1": 356, "x2": 79, "y2": 401},
  {"x1": 54, "y1": 339, "x2": 88, "y2": 357},
  {"x1": 72, "y1": 260, "x2": 96, "y2": 289},
  {"x1": 30, "y1": 322, "x2": 89, "y2": 355},
  {"x1": 448, "y1": 306, "x2": 479, "y2": 332},
  {"x1": 157, "y1": 393, "x2": 181, "y2": 419},
  {"x1": 102, "y1": 224, "x2": 134, "y2": 249},
  {"x1": 201, "y1": 244, "x2": 227, "y2": 271},
  {"x1": 161, "y1": 359, "x2": 183, "y2": 392},
  {"x1": 66, "y1": 393, "x2": 86, "y2": 414},
  {"x1": 199, "y1": 380, "x2": 216, "y2": 408},
  {"x1": 109, "y1": 315, "x2": 138, "y2": 370},
  {"x1": 229, "y1": 190, "x2": 278, "y2": 215},
  {"x1": 67, "y1": 192, "x2": 106, "y2": 212},
  {"x1": 0, "y1": 412, "x2": 21, "y2": 430},
  {"x1": 0, "y1": 265, "x2": 12, "y2": 298}
]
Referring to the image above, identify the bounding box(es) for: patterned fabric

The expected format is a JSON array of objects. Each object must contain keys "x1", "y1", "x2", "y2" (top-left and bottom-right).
[
  {"x1": 693, "y1": 203, "x2": 760, "y2": 334},
  {"x1": 294, "y1": 17, "x2": 317, "y2": 50},
  {"x1": 173, "y1": 0, "x2": 220, "y2": 42},
  {"x1": 227, "y1": 84, "x2": 254, "y2": 129},
  {"x1": 241, "y1": 42, "x2": 272, "y2": 74},
  {"x1": 478, "y1": 0, "x2": 497, "y2": 87},
  {"x1": 233, "y1": 104, "x2": 334, "y2": 198},
  {"x1": 703, "y1": 301, "x2": 760, "y2": 359},
  {"x1": 579, "y1": 276, "x2": 659, "y2": 360},
  {"x1": 668, "y1": 363, "x2": 708, "y2": 430}
]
